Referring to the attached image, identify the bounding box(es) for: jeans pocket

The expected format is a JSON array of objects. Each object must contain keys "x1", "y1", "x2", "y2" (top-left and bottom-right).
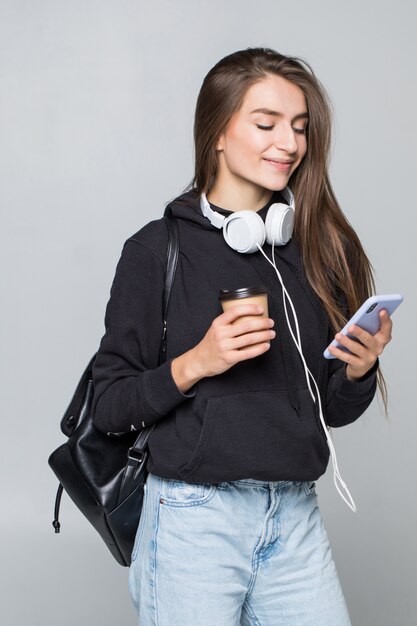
[{"x1": 159, "y1": 479, "x2": 217, "y2": 507}]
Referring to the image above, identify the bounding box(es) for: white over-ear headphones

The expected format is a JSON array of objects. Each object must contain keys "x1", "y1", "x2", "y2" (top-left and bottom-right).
[{"x1": 200, "y1": 186, "x2": 295, "y2": 254}]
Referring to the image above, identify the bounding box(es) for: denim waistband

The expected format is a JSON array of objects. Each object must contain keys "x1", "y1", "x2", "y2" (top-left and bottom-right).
[{"x1": 219, "y1": 478, "x2": 303, "y2": 489}]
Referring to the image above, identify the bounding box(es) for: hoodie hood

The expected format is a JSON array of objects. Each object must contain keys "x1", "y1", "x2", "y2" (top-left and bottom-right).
[{"x1": 164, "y1": 187, "x2": 307, "y2": 278}]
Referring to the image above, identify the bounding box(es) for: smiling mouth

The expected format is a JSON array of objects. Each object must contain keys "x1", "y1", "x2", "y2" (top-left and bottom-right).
[
  {"x1": 264, "y1": 158, "x2": 295, "y2": 164},
  {"x1": 263, "y1": 158, "x2": 294, "y2": 170}
]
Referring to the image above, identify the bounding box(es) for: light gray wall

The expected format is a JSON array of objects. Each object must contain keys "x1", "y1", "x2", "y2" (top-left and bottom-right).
[{"x1": 1, "y1": 1, "x2": 415, "y2": 624}]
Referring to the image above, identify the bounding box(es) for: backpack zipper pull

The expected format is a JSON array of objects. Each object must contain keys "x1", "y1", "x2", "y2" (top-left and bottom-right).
[{"x1": 52, "y1": 483, "x2": 64, "y2": 533}]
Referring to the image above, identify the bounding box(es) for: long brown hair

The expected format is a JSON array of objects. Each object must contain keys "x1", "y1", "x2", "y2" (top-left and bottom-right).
[{"x1": 188, "y1": 47, "x2": 387, "y2": 414}]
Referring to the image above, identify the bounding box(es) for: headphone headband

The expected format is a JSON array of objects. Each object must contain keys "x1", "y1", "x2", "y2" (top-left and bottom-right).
[
  {"x1": 199, "y1": 187, "x2": 295, "y2": 253},
  {"x1": 200, "y1": 187, "x2": 294, "y2": 228},
  {"x1": 200, "y1": 193, "x2": 224, "y2": 229}
]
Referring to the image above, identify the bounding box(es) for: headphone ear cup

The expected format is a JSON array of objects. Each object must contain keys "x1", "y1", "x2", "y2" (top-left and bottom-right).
[
  {"x1": 265, "y1": 203, "x2": 294, "y2": 246},
  {"x1": 223, "y1": 211, "x2": 266, "y2": 254}
]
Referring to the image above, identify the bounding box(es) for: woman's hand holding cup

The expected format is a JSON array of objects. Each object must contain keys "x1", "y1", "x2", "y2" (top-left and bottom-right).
[
  {"x1": 171, "y1": 287, "x2": 275, "y2": 392},
  {"x1": 193, "y1": 302, "x2": 276, "y2": 378}
]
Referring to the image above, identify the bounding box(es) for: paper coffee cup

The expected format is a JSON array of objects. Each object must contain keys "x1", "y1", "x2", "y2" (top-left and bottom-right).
[{"x1": 219, "y1": 286, "x2": 268, "y2": 323}]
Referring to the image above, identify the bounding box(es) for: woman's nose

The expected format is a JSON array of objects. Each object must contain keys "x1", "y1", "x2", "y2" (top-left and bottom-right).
[{"x1": 274, "y1": 124, "x2": 298, "y2": 153}]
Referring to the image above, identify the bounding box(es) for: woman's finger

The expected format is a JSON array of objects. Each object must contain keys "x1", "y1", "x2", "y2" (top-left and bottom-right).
[
  {"x1": 334, "y1": 332, "x2": 368, "y2": 358},
  {"x1": 219, "y1": 303, "x2": 265, "y2": 325},
  {"x1": 343, "y1": 325, "x2": 373, "y2": 348},
  {"x1": 376, "y1": 309, "x2": 393, "y2": 341},
  {"x1": 327, "y1": 343, "x2": 362, "y2": 365},
  {"x1": 232, "y1": 341, "x2": 272, "y2": 361},
  {"x1": 232, "y1": 316, "x2": 274, "y2": 337},
  {"x1": 229, "y1": 328, "x2": 276, "y2": 351}
]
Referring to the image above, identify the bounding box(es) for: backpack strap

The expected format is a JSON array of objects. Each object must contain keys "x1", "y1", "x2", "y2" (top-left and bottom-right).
[
  {"x1": 117, "y1": 214, "x2": 179, "y2": 504},
  {"x1": 159, "y1": 213, "x2": 180, "y2": 363}
]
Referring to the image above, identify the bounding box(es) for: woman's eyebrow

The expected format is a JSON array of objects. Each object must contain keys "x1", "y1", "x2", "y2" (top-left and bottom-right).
[{"x1": 250, "y1": 108, "x2": 309, "y2": 122}]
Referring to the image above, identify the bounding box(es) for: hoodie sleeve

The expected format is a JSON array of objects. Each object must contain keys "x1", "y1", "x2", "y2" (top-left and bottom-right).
[
  {"x1": 324, "y1": 356, "x2": 379, "y2": 427},
  {"x1": 91, "y1": 237, "x2": 196, "y2": 434}
]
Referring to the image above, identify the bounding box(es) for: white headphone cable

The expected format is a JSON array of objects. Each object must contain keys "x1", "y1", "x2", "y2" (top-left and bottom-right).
[{"x1": 257, "y1": 242, "x2": 357, "y2": 512}]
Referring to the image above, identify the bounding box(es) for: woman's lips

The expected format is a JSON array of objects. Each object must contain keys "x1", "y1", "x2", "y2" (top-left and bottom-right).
[{"x1": 263, "y1": 158, "x2": 293, "y2": 172}]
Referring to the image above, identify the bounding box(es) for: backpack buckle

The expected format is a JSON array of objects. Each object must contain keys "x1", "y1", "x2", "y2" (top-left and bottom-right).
[{"x1": 127, "y1": 448, "x2": 145, "y2": 463}]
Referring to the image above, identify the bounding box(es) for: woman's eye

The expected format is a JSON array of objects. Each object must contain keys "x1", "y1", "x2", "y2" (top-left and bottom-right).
[{"x1": 256, "y1": 124, "x2": 307, "y2": 135}]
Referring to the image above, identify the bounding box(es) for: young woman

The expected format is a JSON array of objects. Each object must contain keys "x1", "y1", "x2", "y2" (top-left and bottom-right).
[{"x1": 92, "y1": 48, "x2": 393, "y2": 626}]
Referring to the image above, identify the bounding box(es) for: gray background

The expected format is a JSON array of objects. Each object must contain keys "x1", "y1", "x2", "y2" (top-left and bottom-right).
[{"x1": 1, "y1": 1, "x2": 415, "y2": 624}]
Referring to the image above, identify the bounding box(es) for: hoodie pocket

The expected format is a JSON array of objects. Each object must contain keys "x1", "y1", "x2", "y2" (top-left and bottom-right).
[{"x1": 177, "y1": 389, "x2": 327, "y2": 483}]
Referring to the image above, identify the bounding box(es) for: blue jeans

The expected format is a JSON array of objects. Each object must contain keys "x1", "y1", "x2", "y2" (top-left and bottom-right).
[{"x1": 128, "y1": 473, "x2": 351, "y2": 626}]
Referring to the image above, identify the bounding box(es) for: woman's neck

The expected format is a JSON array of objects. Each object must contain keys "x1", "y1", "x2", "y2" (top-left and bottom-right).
[{"x1": 207, "y1": 178, "x2": 273, "y2": 213}]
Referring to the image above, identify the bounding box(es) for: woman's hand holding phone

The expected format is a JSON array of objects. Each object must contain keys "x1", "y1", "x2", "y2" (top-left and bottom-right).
[
  {"x1": 327, "y1": 308, "x2": 393, "y2": 381},
  {"x1": 324, "y1": 294, "x2": 403, "y2": 380}
]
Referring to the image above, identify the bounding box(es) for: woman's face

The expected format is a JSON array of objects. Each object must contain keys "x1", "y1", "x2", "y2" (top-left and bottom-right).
[{"x1": 216, "y1": 74, "x2": 308, "y2": 194}]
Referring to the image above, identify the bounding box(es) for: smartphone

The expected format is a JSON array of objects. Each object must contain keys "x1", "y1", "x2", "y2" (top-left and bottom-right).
[{"x1": 323, "y1": 293, "x2": 404, "y2": 359}]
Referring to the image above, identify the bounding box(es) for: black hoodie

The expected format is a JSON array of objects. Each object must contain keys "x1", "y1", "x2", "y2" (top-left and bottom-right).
[{"x1": 91, "y1": 189, "x2": 378, "y2": 483}]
